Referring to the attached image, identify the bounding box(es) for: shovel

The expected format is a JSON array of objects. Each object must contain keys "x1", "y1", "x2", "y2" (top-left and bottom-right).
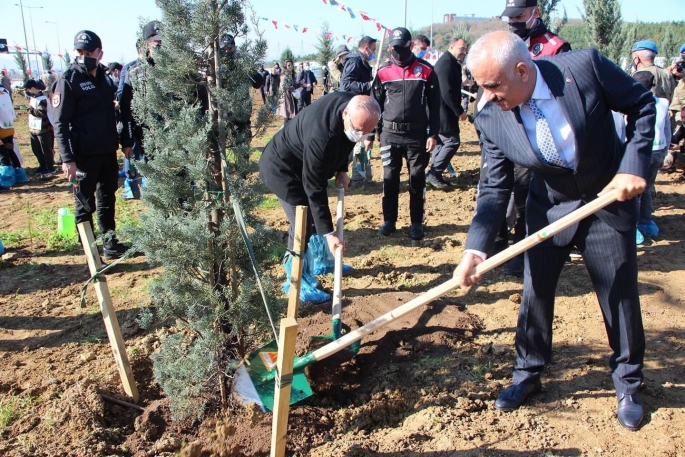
[{"x1": 234, "y1": 189, "x2": 620, "y2": 411}]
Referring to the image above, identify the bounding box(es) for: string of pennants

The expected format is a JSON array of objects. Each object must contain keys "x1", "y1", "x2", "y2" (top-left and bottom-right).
[
  {"x1": 320, "y1": 0, "x2": 392, "y2": 34},
  {"x1": 5, "y1": 44, "x2": 64, "y2": 59}
]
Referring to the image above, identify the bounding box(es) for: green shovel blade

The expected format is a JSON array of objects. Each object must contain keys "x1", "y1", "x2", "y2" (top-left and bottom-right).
[{"x1": 243, "y1": 340, "x2": 313, "y2": 412}]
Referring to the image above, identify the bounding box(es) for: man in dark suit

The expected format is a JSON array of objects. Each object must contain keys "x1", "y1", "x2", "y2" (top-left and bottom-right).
[
  {"x1": 295, "y1": 62, "x2": 318, "y2": 111},
  {"x1": 259, "y1": 92, "x2": 380, "y2": 255},
  {"x1": 454, "y1": 31, "x2": 655, "y2": 431},
  {"x1": 427, "y1": 38, "x2": 468, "y2": 190}
]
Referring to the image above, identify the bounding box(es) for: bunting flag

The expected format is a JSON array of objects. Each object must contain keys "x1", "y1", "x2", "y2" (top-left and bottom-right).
[
  {"x1": 272, "y1": 20, "x2": 278, "y2": 29},
  {"x1": 260, "y1": 16, "x2": 359, "y2": 44},
  {"x1": 318, "y1": 0, "x2": 391, "y2": 34},
  {"x1": 346, "y1": 36, "x2": 354, "y2": 43},
  {"x1": 293, "y1": 25, "x2": 299, "y2": 32},
  {"x1": 284, "y1": 23, "x2": 291, "y2": 29},
  {"x1": 345, "y1": 7, "x2": 356, "y2": 19},
  {"x1": 330, "y1": 0, "x2": 338, "y2": 5},
  {"x1": 325, "y1": 32, "x2": 332, "y2": 39},
  {"x1": 302, "y1": 27, "x2": 308, "y2": 33},
  {"x1": 357, "y1": 10, "x2": 371, "y2": 21}
]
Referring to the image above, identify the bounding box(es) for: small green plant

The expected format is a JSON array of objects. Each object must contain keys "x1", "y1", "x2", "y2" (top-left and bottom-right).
[
  {"x1": 0, "y1": 393, "x2": 37, "y2": 430},
  {"x1": 470, "y1": 358, "x2": 492, "y2": 383},
  {"x1": 378, "y1": 245, "x2": 399, "y2": 259},
  {"x1": 110, "y1": 287, "x2": 130, "y2": 300}
]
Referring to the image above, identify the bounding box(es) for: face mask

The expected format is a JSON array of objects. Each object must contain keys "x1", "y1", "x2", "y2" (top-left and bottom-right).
[
  {"x1": 415, "y1": 49, "x2": 426, "y2": 59},
  {"x1": 305, "y1": 66, "x2": 310, "y2": 71},
  {"x1": 78, "y1": 55, "x2": 99, "y2": 72},
  {"x1": 345, "y1": 115, "x2": 364, "y2": 142},
  {"x1": 391, "y1": 46, "x2": 413, "y2": 66},
  {"x1": 366, "y1": 50, "x2": 376, "y2": 61},
  {"x1": 509, "y1": 14, "x2": 537, "y2": 40}
]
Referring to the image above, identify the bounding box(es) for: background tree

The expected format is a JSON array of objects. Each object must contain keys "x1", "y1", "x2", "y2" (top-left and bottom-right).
[
  {"x1": 281, "y1": 46, "x2": 294, "y2": 63},
  {"x1": 451, "y1": 21, "x2": 473, "y2": 46},
  {"x1": 14, "y1": 50, "x2": 28, "y2": 81},
  {"x1": 582, "y1": 0, "x2": 624, "y2": 63},
  {"x1": 661, "y1": 26, "x2": 678, "y2": 59},
  {"x1": 41, "y1": 50, "x2": 53, "y2": 73},
  {"x1": 126, "y1": 0, "x2": 280, "y2": 420},
  {"x1": 537, "y1": 0, "x2": 567, "y2": 33},
  {"x1": 62, "y1": 50, "x2": 71, "y2": 67},
  {"x1": 316, "y1": 23, "x2": 335, "y2": 66}
]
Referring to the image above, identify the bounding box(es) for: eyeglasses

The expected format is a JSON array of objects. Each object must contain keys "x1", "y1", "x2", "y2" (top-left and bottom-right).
[{"x1": 346, "y1": 114, "x2": 367, "y2": 135}]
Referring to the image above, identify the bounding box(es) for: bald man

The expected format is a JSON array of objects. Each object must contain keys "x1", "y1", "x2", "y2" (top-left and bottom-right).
[
  {"x1": 454, "y1": 31, "x2": 655, "y2": 431},
  {"x1": 259, "y1": 92, "x2": 380, "y2": 255}
]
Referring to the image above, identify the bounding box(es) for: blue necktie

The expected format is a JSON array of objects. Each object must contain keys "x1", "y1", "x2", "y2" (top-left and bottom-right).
[{"x1": 524, "y1": 99, "x2": 567, "y2": 168}]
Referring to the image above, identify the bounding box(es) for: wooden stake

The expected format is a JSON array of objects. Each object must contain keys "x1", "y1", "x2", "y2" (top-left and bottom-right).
[
  {"x1": 269, "y1": 317, "x2": 298, "y2": 457},
  {"x1": 286, "y1": 206, "x2": 308, "y2": 319},
  {"x1": 77, "y1": 222, "x2": 139, "y2": 403}
]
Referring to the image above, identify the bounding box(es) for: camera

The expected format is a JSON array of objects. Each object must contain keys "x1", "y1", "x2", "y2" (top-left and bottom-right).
[{"x1": 677, "y1": 60, "x2": 685, "y2": 73}]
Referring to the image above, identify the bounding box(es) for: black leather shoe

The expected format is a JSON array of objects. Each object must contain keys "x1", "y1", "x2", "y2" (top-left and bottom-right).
[
  {"x1": 495, "y1": 380, "x2": 542, "y2": 411},
  {"x1": 617, "y1": 394, "x2": 644, "y2": 431},
  {"x1": 426, "y1": 172, "x2": 449, "y2": 190},
  {"x1": 379, "y1": 221, "x2": 396, "y2": 236}
]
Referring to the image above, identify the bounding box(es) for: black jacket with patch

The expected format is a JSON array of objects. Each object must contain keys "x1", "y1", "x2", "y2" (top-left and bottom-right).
[
  {"x1": 52, "y1": 62, "x2": 118, "y2": 162},
  {"x1": 434, "y1": 51, "x2": 464, "y2": 137}
]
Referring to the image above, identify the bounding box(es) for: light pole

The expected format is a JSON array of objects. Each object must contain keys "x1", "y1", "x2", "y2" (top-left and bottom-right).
[
  {"x1": 16, "y1": 3, "x2": 43, "y2": 73},
  {"x1": 16, "y1": 0, "x2": 32, "y2": 76},
  {"x1": 45, "y1": 20, "x2": 62, "y2": 70},
  {"x1": 404, "y1": 0, "x2": 407, "y2": 28}
]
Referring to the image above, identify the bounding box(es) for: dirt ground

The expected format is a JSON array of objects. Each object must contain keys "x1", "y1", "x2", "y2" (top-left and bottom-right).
[{"x1": 1, "y1": 92, "x2": 684, "y2": 457}]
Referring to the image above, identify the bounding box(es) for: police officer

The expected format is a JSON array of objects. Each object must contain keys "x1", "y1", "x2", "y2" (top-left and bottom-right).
[
  {"x1": 372, "y1": 27, "x2": 440, "y2": 241},
  {"x1": 502, "y1": 0, "x2": 571, "y2": 57},
  {"x1": 53, "y1": 30, "x2": 129, "y2": 259},
  {"x1": 498, "y1": 0, "x2": 572, "y2": 276}
]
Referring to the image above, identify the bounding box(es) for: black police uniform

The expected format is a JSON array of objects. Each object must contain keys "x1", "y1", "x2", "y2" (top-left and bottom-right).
[
  {"x1": 52, "y1": 31, "x2": 120, "y2": 248},
  {"x1": 371, "y1": 35, "x2": 440, "y2": 236}
]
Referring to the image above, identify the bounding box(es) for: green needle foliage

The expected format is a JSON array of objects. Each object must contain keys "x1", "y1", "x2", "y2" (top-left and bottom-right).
[{"x1": 123, "y1": 0, "x2": 281, "y2": 420}]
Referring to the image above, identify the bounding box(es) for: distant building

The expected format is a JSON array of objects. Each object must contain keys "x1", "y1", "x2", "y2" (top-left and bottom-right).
[{"x1": 443, "y1": 13, "x2": 489, "y2": 23}]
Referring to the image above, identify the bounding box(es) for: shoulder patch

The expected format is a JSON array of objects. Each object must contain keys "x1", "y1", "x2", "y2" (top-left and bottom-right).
[
  {"x1": 52, "y1": 93, "x2": 61, "y2": 108},
  {"x1": 413, "y1": 65, "x2": 423, "y2": 76},
  {"x1": 531, "y1": 43, "x2": 544, "y2": 57}
]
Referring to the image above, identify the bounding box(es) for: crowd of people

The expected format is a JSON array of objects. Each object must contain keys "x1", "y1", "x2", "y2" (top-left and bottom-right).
[{"x1": 1, "y1": 0, "x2": 684, "y2": 434}]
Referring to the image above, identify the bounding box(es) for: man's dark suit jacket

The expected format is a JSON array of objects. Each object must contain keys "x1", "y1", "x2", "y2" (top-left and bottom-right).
[
  {"x1": 296, "y1": 69, "x2": 318, "y2": 93},
  {"x1": 259, "y1": 91, "x2": 355, "y2": 235},
  {"x1": 466, "y1": 48, "x2": 656, "y2": 253},
  {"x1": 434, "y1": 51, "x2": 464, "y2": 137}
]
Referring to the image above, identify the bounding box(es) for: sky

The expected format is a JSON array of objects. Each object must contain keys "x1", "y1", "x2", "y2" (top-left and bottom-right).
[{"x1": 2, "y1": 0, "x2": 685, "y2": 72}]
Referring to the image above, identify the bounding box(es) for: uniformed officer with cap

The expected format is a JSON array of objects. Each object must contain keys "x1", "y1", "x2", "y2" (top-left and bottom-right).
[
  {"x1": 372, "y1": 27, "x2": 440, "y2": 241},
  {"x1": 53, "y1": 30, "x2": 130, "y2": 260},
  {"x1": 631, "y1": 40, "x2": 675, "y2": 103},
  {"x1": 501, "y1": 0, "x2": 570, "y2": 57}
]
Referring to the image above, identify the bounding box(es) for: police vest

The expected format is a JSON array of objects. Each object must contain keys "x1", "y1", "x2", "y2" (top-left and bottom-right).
[
  {"x1": 28, "y1": 95, "x2": 47, "y2": 131},
  {"x1": 529, "y1": 33, "x2": 566, "y2": 58}
]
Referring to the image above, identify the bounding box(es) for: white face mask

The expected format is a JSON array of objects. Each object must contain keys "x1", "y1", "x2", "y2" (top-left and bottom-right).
[
  {"x1": 345, "y1": 114, "x2": 364, "y2": 142},
  {"x1": 304, "y1": 65, "x2": 310, "y2": 71}
]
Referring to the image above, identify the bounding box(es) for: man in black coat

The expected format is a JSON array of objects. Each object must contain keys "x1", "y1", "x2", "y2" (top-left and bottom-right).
[
  {"x1": 427, "y1": 38, "x2": 468, "y2": 190},
  {"x1": 340, "y1": 36, "x2": 377, "y2": 95},
  {"x1": 259, "y1": 92, "x2": 380, "y2": 255},
  {"x1": 295, "y1": 62, "x2": 318, "y2": 111}
]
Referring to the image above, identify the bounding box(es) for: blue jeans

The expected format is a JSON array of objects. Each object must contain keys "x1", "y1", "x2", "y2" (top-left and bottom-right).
[{"x1": 638, "y1": 148, "x2": 668, "y2": 225}]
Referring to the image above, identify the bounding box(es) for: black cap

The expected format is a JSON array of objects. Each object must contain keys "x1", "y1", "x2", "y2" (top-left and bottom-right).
[
  {"x1": 633, "y1": 71, "x2": 655, "y2": 89},
  {"x1": 106, "y1": 62, "x2": 122, "y2": 74},
  {"x1": 389, "y1": 27, "x2": 411, "y2": 47},
  {"x1": 24, "y1": 79, "x2": 39, "y2": 90},
  {"x1": 502, "y1": 0, "x2": 538, "y2": 17},
  {"x1": 334, "y1": 44, "x2": 350, "y2": 58},
  {"x1": 143, "y1": 21, "x2": 162, "y2": 40},
  {"x1": 74, "y1": 30, "x2": 102, "y2": 52}
]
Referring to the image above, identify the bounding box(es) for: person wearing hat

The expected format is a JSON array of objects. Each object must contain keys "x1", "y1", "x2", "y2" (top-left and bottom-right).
[
  {"x1": 631, "y1": 40, "x2": 675, "y2": 103},
  {"x1": 632, "y1": 71, "x2": 671, "y2": 243},
  {"x1": 329, "y1": 45, "x2": 349, "y2": 93},
  {"x1": 668, "y1": 43, "x2": 685, "y2": 129},
  {"x1": 106, "y1": 62, "x2": 123, "y2": 86},
  {"x1": 502, "y1": 0, "x2": 571, "y2": 57},
  {"x1": 24, "y1": 79, "x2": 55, "y2": 175},
  {"x1": 52, "y1": 30, "x2": 130, "y2": 260},
  {"x1": 119, "y1": 20, "x2": 162, "y2": 164},
  {"x1": 372, "y1": 27, "x2": 441, "y2": 241}
]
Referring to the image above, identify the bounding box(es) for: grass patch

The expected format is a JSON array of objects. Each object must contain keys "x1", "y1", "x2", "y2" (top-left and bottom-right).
[
  {"x1": 269, "y1": 244, "x2": 286, "y2": 263},
  {"x1": 470, "y1": 358, "x2": 493, "y2": 383},
  {"x1": 378, "y1": 245, "x2": 400, "y2": 259},
  {"x1": 258, "y1": 195, "x2": 280, "y2": 210},
  {"x1": 0, "y1": 393, "x2": 37, "y2": 430},
  {"x1": 115, "y1": 194, "x2": 144, "y2": 231},
  {"x1": 110, "y1": 287, "x2": 130, "y2": 300}
]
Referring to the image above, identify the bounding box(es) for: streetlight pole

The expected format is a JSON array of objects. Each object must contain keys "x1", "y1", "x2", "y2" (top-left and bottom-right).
[
  {"x1": 16, "y1": 0, "x2": 32, "y2": 76},
  {"x1": 25, "y1": 6, "x2": 43, "y2": 73},
  {"x1": 46, "y1": 20, "x2": 62, "y2": 70},
  {"x1": 404, "y1": 0, "x2": 407, "y2": 28}
]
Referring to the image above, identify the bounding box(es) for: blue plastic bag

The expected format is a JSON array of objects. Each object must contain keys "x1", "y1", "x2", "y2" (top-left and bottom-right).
[
  {"x1": 282, "y1": 251, "x2": 330, "y2": 303},
  {"x1": 122, "y1": 177, "x2": 140, "y2": 199},
  {"x1": 14, "y1": 167, "x2": 28, "y2": 184},
  {"x1": 308, "y1": 234, "x2": 355, "y2": 275},
  {"x1": 0, "y1": 165, "x2": 15, "y2": 187}
]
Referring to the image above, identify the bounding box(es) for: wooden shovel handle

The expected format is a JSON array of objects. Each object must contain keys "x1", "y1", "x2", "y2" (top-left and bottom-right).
[{"x1": 309, "y1": 190, "x2": 620, "y2": 362}]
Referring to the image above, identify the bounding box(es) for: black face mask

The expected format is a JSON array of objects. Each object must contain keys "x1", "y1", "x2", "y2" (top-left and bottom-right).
[
  {"x1": 509, "y1": 17, "x2": 538, "y2": 40},
  {"x1": 77, "y1": 55, "x2": 99, "y2": 72},
  {"x1": 391, "y1": 46, "x2": 413, "y2": 67}
]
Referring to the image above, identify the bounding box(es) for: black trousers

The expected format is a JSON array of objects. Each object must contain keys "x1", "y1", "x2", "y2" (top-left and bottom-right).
[
  {"x1": 297, "y1": 90, "x2": 313, "y2": 111},
  {"x1": 29, "y1": 130, "x2": 55, "y2": 171},
  {"x1": 380, "y1": 130, "x2": 428, "y2": 224},
  {"x1": 278, "y1": 198, "x2": 315, "y2": 251},
  {"x1": 0, "y1": 136, "x2": 21, "y2": 167},
  {"x1": 515, "y1": 215, "x2": 644, "y2": 397},
  {"x1": 74, "y1": 153, "x2": 119, "y2": 246}
]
